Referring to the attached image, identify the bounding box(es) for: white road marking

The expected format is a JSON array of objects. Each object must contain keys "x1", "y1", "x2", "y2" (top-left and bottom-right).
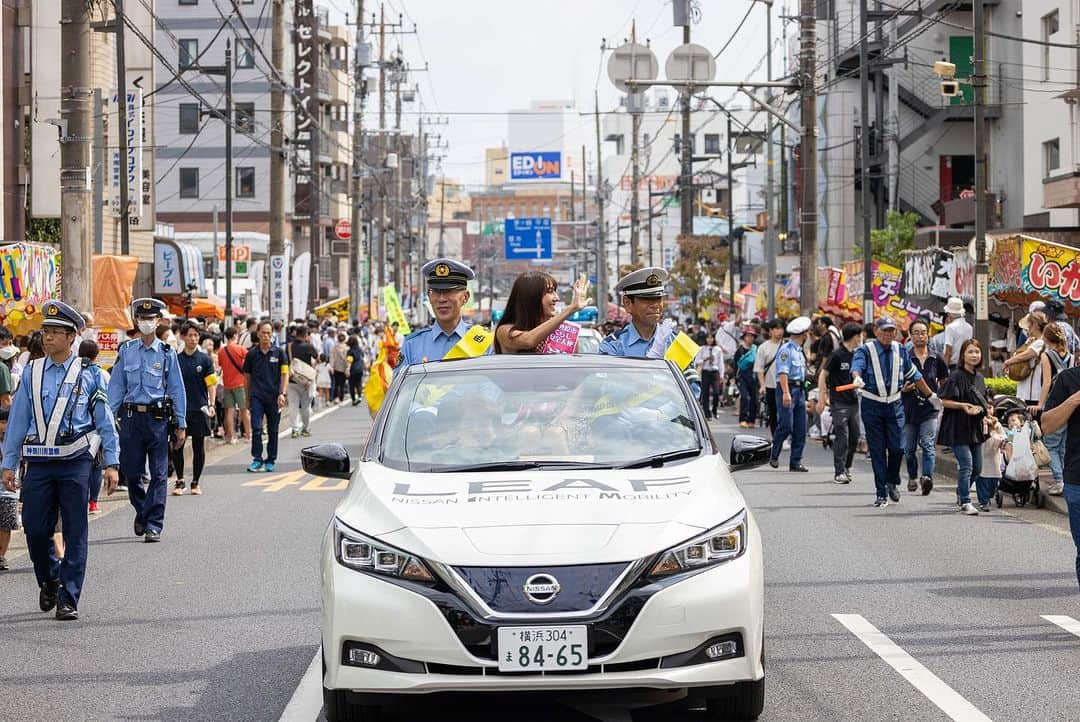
[
  {"x1": 278, "y1": 647, "x2": 324, "y2": 722},
  {"x1": 833, "y1": 614, "x2": 993, "y2": 722},
  {"x1": 278, "y1": 403, "x2": 346, "y2": 439},
  {"x1": 1041, "y1": 615, "x2": 1080, "y2": 639}
]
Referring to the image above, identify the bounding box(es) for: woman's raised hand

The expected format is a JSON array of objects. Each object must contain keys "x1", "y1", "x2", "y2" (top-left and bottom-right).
[{"x1": 571, "y1": 277, "x2": 593, "y2": 312}]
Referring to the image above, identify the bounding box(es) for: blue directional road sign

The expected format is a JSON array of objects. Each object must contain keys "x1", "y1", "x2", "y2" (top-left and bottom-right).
[{"x1": 504, "y1": 217, "x2": 552, "y2": 260}]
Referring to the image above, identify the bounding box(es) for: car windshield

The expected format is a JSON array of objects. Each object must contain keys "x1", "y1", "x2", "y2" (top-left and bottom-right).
[{"x1": 379, "y1": 364, "x2": 701, "y2": 472}]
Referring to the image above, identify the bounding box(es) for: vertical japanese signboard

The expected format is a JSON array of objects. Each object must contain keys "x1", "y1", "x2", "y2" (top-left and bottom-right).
[
  {"x1": 269, "y1": 254, "x2": 290, "y2": 323},
  {"x1": 111, "y1": 89, "x2": 143, "y2": 224},
  {"x1": 293, "y1": 0, "x2": 315, "y2": 219}
]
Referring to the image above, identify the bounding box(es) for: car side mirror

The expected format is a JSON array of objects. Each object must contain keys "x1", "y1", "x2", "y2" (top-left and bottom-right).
[
  {"x1": 301, "y1": 443, "x2": 352, "y2": 480},
  {"x1": 729, "y1": 435, "x2": 772, "y2": 471}
]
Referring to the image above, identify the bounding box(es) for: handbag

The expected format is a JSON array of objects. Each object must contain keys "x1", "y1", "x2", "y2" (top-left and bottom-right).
[
  {"x1": 1006, "y1": 340, "x2": 1035, "y2": 382},
  {"x1": 287, "y1": 344, "x2": 317, "y2": 387},
  {"x1": 1031, "y1": 438, "x2": 1052, "y2": 467}
]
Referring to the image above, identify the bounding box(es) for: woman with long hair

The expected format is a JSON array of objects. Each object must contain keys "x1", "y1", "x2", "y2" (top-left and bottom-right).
[
  {"x1": 1003, "y1": 310, "x2": 1048, "y2": 408},
  {"x1": 938, "y1": 339, "x2": 992, "y2": 516},
  {"x1": 1038, "y1": 322, "x2": 1072, "y2": 496},
  {"x1": 494, "y1": 272, "x2": 589, "y2": 354}
]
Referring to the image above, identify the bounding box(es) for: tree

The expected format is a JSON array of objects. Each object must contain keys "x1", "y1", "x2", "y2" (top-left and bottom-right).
[
  {"x1": 854, "y1": 210, "x2": 918, "y2": 268},
  {"x1": 668, "y1": 235, "x2": 728, "y2": 316}
]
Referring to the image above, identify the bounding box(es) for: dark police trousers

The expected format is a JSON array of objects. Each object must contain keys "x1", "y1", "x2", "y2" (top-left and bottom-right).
[
  {"x1": 119, "y1": 411, "x2": 170, "y2": 533},
  {"x1": 22, "y1": 453, "x2": 94, "y2": 607},
  {"x1": 860, "y1": 398, "x2": 905, "y2": 499},
  {"x1": 771, "y1": 385, "x2": 806, "y2": 467}
]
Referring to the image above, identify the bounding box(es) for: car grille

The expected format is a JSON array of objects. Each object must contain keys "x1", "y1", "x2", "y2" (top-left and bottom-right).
[
  {"x1": 433, "y1": 590, "x2": 650, "y2": 662},
  {"x1": 451, "y1": 563, "x2": 630, "y2": 614}
]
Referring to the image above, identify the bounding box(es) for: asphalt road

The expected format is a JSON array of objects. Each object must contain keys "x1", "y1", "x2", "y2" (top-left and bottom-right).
[{"x1": 1, "y1": 401, "x2": 1078, "y2": 721}]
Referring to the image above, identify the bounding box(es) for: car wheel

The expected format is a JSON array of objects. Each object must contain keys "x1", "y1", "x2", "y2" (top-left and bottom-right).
[
  {"x1": 704, "y1": 677, "x2": 765, "y2": 721},
  {"x1": 324, "y1": 689, "x2": 382, "y2": 722}
]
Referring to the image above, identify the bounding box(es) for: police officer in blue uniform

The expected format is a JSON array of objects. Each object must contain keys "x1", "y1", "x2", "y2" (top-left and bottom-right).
[
  {"x1": 107, "y1": 298, "x2": 187, "y2": 542},
  {"x1": 400, "y1": 258, "x2": 480, "y2": 366},
  {"x1": 600, "y1": 267, "x2": 701, "y2": 394},
  {"x1": 851, "y1": 316, "x2": 936, "y2": 507},
  {"x1": 1, "y1": 301, "x2": 120, "y2": 620},
  {"x1": 770, "y1": 316, "x2": 811, "y2": 471}
]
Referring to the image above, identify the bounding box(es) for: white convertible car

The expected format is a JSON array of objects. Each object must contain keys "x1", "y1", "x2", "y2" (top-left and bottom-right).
[{"x1": 302, "y1": 354, "x2": 771, "y2": 721}]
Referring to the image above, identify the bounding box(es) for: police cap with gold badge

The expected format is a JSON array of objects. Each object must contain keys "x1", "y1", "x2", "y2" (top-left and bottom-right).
[
  {"x1": 615, "y1": 266, "x2": 668, "y2": 298},
  {"x1": 41, "y1": 300, "x2": 86, "y2": 332},
  {"x1": 421, "y1": 258, "x2": 475, "y2": 291},
  {"x1": 132, "y1": 297, "x2": 167, "y2": 318}
]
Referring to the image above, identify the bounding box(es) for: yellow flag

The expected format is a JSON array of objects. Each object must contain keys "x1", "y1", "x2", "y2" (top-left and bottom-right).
[
  {"x1": 664, "y1": 332, "x2": 700, "y2": 370},
  {"x1": 381, "y1": 286, "x2": 411, "y2": 335},
  {"x1": 444, "y1": 325, "x2": 494, "y2": 359}
]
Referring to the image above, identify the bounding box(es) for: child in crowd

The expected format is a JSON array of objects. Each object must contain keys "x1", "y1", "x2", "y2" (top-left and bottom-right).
[
  {"x1": 976, "y1": 415, "x2": 1008, "y2": 512},
  {"x1": 316, "y1": 354, "x2": 332, "y2": 408},
  {"x1": 0, "y1": 408, "x2": 14, "y2": 570}
]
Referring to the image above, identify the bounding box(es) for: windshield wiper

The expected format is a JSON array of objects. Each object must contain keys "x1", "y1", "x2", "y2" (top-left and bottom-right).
[
  {"x1": 615, "y1": 447, "x2": 703, "y2": 469},
  {"x1": 432, "y1": 459, "x2": 615, "y2": 473},
  {"x1": 431, "y1": 460, "x2": 543, "y2": 473}
]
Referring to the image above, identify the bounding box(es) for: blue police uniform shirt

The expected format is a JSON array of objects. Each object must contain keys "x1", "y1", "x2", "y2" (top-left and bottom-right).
[
  {"x1": 400, "y1": 319, "x2": 478, "y2": 366},
  {"x1": 107, "y1": 337, "x2": 188, "y2": 427},
  {"x1": 774, "y1": 340, "x2": 807, "y2": 382},
  {"x1": 1, "y1": 354, "x2": 121, "y2": 470},
  {"x1": 599, "y1": 323, "x2": 652, "y2": 357},
  {"x1": 851, "y1": 339, "x2": 922, "y2": 399}
]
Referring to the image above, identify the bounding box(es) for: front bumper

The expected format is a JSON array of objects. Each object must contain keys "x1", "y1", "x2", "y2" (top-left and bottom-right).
[{"x1": 321, "y1": 520, "x2": 765, "y2": 693}]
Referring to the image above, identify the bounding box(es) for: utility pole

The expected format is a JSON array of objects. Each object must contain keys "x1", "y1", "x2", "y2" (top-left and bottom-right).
[
  {"x1": 437, "y1": 176, "x2": 446, "y2": 256},
  {"x1": 973, "y1": 0, "x2": 990, "y2": 364},
  {"x1": 594, "y1": 91, "x2": 608, "y2": 318},
  {"x1": 224, "y1": 42, "x2": 235, "y2": 326},
  {"x1": 629, "y1": 22, "x2": 641, "y2": 266},
  {"x1": 349, "y1": 0, "x2": 367, "y2": 323},
  {"x1": 112, "y1": 0, "x2": 132, "y2": 256},
  {"x1": 269, "y1": 0, "x2": 285, "y2": 258},
  {"x1": 378, "y1": 6, "x2": 386, "y2": 130},
  {"x1": 647, "y1": 178, "x2": 654, "y2": 265},
  {"x1": 93, "y1": 89, "x2": 104, "y2": 254},
  {"x1": 393, "y1": 52, "x2": 404, "y2": 289},
  {"x1": 798, "y1": 0, "x2": 818, "y2": 314},
  {"x1": 728, "y1": 114, "x2": 736, "y2": 311},
  {"x1": 859, "y1": 0, "x2": 873, "y2": 322},
  {"x1": 309, "y1": 18, "x2": 322, "y2": 315},
  {"x1": 60, "y1": 0, "x2": 92, "y2": 309},
  {"x1": 679, "y1": 18, "x2": 693, "y2": 239},
  {"x1": 764, "y1": 0, "x2": 776, "y2": 318}
]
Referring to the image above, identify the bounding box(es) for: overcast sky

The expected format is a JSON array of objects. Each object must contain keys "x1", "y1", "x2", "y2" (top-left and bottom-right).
[{"x1": 325, "y1": 0, "x2": 794, "y2": 186}]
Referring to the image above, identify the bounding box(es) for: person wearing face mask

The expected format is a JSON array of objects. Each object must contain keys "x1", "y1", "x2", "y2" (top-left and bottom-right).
[{"x1": 107, "y1": 299, "x2": 188, "y2": 543}]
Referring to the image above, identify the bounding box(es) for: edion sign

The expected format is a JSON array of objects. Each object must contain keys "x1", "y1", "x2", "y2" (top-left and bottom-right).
[{"x1": 510, "y1": 152, "x2": 561, "y2": 180}]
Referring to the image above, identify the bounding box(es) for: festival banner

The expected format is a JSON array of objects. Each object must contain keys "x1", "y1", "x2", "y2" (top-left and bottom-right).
[
  {"x1": 1020, "y1": 237, "x2": 1080, "y2": 308},
  {"x1": 0, "y1": 243, "x2": 62, "y2": 333}
]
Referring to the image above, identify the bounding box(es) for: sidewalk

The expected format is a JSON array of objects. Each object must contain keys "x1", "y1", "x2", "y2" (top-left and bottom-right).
[
  {"x1": 1, "y1": 401, "x2": 349, "y2": 559},
  {"x1": 933, "y1": 447, "x2": 1069, "y2": 516}
]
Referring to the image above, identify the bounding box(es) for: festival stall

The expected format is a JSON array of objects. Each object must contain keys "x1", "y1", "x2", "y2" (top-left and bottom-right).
[
  {"x1": 0, "y1": 243, "x2": 62, "y2": 335},
  {"x1": 989, "y1": 234, "x2": 1080, "y2": 315}
]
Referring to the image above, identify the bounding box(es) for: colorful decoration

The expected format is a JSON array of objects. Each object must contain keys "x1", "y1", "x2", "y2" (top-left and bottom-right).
[{"x1": 0, "y1": 243, "x2": 61, "y2": 335}]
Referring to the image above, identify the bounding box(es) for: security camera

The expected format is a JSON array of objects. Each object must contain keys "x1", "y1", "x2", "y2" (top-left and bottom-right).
[
  {"x1": 934, "y1": 61, "x2": 957, "y2": 79},
  {"x1": 940, "y1": 80, "x2": 961, "y2": 97}
]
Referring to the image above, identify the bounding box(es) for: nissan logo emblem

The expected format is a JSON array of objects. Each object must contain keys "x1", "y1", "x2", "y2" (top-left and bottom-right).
[{"x1": 522, "y1": 573, "x2": 561, "y2": 605}]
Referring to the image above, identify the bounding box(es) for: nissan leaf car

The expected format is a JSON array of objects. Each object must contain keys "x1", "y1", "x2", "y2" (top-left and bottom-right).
[{"x1": 303, "y1": 354, "x2": 771, "y2": 721}]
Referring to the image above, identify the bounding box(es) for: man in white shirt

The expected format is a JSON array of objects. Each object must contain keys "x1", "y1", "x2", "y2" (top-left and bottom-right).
[
  {"x1": 753, "y1": 320, "x2": 785, "y2": 436},
  {"x1": 942, "y1": 297, "x2": 973, "y2": 368}
]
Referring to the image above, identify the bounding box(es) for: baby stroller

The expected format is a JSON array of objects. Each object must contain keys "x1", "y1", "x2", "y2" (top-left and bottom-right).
[{"x1": 992, "y1": 397, "x2": 1045, "y2": 509}]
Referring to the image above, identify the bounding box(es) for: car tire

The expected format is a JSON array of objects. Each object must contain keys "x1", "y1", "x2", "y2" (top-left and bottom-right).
[
  {"x1": 704, "y1": 677, "x2": 765, "y2": 721},
  {"x1": 324, "y1": 688, "x2": 382, "y2": 722}
]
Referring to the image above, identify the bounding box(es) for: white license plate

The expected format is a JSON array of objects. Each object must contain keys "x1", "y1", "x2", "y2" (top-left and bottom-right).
[{"x1": 497, "y1": 625, "x2": 588, "y2": 672}]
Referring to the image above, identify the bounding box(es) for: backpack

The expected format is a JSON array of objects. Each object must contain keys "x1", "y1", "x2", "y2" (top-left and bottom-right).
[{"x1": 737, "y1": 345, "x2": 757, "y2": 371}]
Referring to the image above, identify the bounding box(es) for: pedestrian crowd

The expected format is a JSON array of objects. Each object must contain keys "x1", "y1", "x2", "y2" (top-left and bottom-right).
[{"x1": 0, "y1": 296, "x2": 392, "y2": 620}]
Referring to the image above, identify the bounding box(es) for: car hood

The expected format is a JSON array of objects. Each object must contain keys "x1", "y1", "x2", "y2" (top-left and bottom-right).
[{"x1": 333, "y1": 454, "x2": 747, "y2": 565}]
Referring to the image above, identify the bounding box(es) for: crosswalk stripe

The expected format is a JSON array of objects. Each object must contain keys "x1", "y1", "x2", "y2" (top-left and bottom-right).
[
  {"x1": 1041, "y1": 614, "x2": 1080, "y2": 638},
  {"x1": 833, "y1": 614, "x2": 993, "y2": 722}
]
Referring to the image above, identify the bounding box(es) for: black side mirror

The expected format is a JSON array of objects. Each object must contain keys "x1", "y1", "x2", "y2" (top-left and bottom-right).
[
  {"x1": 301, "y1": 443, "x2": 352, "y2": 480},
  {"x1": 729, "y1": 435, "x2": 772, "y2": 471}
]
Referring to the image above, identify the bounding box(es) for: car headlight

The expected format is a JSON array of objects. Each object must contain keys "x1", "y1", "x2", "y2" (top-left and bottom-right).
[
  {"x1": 334, "y1": 521, "x2": 436, "y2": 584},
  {"x1": 646, "y1": 509, "x2": 747, "y2": 580}
]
